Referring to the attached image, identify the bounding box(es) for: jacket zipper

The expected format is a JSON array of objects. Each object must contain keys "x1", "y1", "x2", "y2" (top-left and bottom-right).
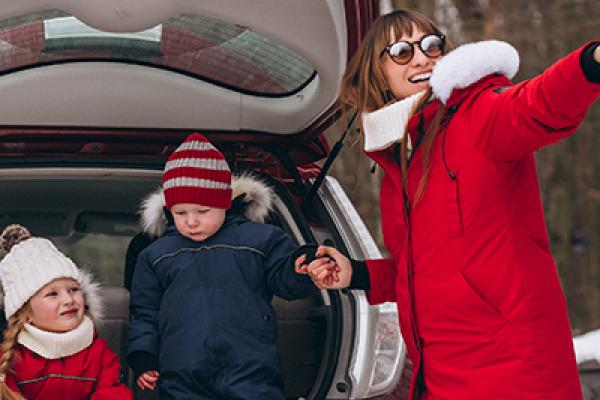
[
  {"x1": 395, "y1": 104, "x2": 459, "y2": 398},
  {"x1": 395, "y1": 118, "x2": 424, "y2": 399}
]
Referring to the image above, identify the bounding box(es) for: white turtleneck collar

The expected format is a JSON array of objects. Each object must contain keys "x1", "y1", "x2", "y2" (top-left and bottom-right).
[
  {"x1": 18, "y1": 315, "x2": 94, "y2": 359},
  {"x1": 362, "y1": 91, "x2": 425, "y2": 152}
]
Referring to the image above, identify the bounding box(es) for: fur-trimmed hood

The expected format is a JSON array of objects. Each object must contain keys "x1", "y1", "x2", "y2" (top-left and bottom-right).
[
  {"x1": 78, "y1": 268, "x2": 103, "y2": 323},
  {"x1": 140, "y1": 172, "x2": 275, "y2": 237},
  {"x1": 363, "y1": 40, "x2": 520, "y2": 152},
  {"x1": 430, "y1": 40, "x2": 519, "y2": 104}
]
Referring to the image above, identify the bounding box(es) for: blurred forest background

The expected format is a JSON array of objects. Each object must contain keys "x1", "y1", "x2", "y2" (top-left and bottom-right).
[{"x1": 325, "y1": 0, "x2": 600, "y2": 334}]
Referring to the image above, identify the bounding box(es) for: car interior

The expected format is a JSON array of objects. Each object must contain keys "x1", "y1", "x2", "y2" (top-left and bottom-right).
[
  {"x1": 0, "y1": 2, "x2": 388, "y2": 398},
  {"x1": 0, "y1": 167, "x2": 334, "y2": 399}
]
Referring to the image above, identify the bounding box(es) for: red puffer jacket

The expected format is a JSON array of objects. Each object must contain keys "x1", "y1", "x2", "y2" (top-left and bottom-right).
[
  {"x1": 5, "y1": 337, "x2": 132, "y2": 399},
  {"x1": 364, "y1": 41, "x2": 599, "y2": 399}
]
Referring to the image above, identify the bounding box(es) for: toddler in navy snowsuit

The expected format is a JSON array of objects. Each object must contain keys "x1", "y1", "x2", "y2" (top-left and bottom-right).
[{"x1": 126, "y1": 133, "x2": 317, "y2": 399}]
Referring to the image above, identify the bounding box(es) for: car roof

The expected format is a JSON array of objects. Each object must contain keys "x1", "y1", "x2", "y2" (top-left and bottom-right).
[{"x1": 0, "y1": 1, "x2": 361, "y2": 136}]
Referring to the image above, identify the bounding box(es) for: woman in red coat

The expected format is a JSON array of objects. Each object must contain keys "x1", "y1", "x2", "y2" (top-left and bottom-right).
[
  {"x1": 301, "y1": 9, "x2": 600, "y2": 400},
  {"x1": 0, "y1": 224, "x2": 132, "y2": 400}
]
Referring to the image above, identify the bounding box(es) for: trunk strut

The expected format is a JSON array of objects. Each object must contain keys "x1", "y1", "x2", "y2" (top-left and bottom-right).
[
  {"x1": 261, "y1": 145, "x2": 307, "y2": 196},
  {"x1": 304, "y1": 111, "x2": 357, "y2": 202}
]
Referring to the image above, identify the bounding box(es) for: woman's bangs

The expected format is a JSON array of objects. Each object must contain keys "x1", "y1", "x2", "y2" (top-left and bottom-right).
[{"x1": 387, "y1": 18, "x2": 414, "y2": 43}]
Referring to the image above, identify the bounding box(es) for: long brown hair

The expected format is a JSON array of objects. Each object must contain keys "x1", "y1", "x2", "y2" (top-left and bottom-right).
[
  {"x1": 338, "y1": 10, "x2": 451, "y2": 202},
  {"x1": 0, "y1": 308, "x2": 28, "y2": 400}
]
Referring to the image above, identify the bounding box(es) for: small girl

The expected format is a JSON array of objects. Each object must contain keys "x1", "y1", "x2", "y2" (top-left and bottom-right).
[{"x1": 0, "y1": 224, "x2": 132, "y2": 400}]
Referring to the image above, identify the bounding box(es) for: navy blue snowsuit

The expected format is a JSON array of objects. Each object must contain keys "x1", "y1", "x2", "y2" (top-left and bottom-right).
[{"x1": 127, "y1": 213, "x2": 317, "y2": 399}]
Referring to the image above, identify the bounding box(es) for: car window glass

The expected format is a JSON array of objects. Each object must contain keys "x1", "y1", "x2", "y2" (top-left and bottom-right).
[{"x1": 0, "y1": 10, "x2": 315, "y2": 96}]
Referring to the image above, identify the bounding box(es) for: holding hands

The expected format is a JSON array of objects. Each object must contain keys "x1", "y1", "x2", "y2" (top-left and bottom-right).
[
  {"x1": 137, "y1": 370, "x2": 159, "y2": 391},
  {"x1": 294, "y1": 245, "x2": 352, "y2": 289}
]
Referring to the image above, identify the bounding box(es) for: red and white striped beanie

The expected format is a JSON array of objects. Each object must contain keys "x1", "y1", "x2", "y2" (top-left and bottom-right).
[{"x1": 162, "y1": 133, "x2": 232, "y2": 209}]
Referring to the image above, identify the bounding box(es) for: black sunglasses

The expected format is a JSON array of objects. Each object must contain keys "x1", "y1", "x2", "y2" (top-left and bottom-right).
[{"x1": 381, "y1": 34, "x2": 446, "y2": 65}]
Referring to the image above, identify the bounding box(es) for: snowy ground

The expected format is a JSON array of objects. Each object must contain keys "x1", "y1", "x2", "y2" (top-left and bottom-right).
[
  {"x1": 574, "y1": 329, "x2": 600, "y2": 365},
  {"x1": 574, "y1": 330, "x2": 600, "y2": 400}
]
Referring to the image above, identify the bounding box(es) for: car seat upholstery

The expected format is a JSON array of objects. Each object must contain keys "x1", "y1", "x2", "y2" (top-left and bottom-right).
[
  {"x1": 95, "y1": 286, "x2": 130, "y2": 362},
  {"x1": 93, "y1": 285, "x2": 133, "y2": 392}
]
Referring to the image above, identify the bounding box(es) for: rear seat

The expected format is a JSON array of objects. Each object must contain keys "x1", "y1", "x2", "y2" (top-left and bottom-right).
[{"x1": 95, "y1": 287, "x2": 130, "y2": 379}]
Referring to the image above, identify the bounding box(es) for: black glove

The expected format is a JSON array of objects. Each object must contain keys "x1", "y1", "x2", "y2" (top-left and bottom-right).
[{"x1": 292, "y1": 244, "x2": 320, "y2": 266}]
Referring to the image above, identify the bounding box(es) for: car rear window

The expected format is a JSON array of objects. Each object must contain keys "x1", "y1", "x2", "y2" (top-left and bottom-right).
[{"x1": 0, "y1": 10, "x2": 315, "y2": 96}]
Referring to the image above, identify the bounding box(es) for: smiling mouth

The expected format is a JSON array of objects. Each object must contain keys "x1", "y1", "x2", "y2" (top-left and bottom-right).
[{"x1": 409, "y1": 72, "x2": 432, "y2": 83}]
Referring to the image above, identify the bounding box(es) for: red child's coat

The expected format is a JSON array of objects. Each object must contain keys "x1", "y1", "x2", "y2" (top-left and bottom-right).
[{"x1": 6, "y1": 336, "x2": 131, "y2": 399}]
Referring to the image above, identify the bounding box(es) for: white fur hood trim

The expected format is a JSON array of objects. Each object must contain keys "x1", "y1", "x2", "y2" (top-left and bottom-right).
[
  {"x1": 230, "y1": 172, "x2": 274, "y2": 223},
  {"x1": 140, "y1": 173, "x2": 275, "y2": 237},
  {"x1": 430, "y1": 40, "x2": 519, "y2": 104},
  {"x1": 79, "y1": 268, "x2": 103, "y2": 323}
]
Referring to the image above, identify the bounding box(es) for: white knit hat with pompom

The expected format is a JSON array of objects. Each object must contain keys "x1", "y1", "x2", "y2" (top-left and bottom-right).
[{"x1": 0, "y1": 225, "x2": 102, "y2": 320}]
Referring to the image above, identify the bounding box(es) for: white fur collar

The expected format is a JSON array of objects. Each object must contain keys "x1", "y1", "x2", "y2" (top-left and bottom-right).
[
  {"x1": 363, "y1": 40, "x2": 519, "y2": 151},
  {"x1": 18, "y1": 315, "x2": 94, "y2": 359},
  {"x1": 430, "y1": 40, "x2": 519, "y2": 104},
  {"x1": 140, "y1": 172, "x2": 275, "y2": 237}
]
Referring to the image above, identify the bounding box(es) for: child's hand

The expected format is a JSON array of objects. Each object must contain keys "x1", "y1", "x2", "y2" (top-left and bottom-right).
[
  {"x1": 293, "y1": 245, "x2": 339, "y2": 287},
  {"x1": 295, "y1": 253, "x2": 338, "y2": 287},
  {"x1": 293, "y1": 244, "x2": 320, "y2": 275},
  {"x1": 294, "y1": 253, "x2": 310, "y2": 275},
  {"x1": 303, "y1": 253, "x2": 339, "y2": 288},
  {"x1": 306, "y1": 246, "x2": 352, "y2": 289},
  {"x1": 137, "y1": 370, "x2": 160, "y2": 391}
]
